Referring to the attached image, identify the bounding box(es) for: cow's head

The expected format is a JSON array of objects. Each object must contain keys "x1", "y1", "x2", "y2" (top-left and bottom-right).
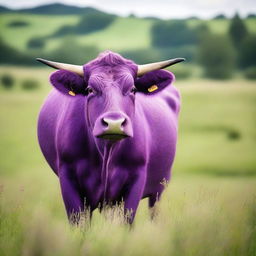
[{"x1": 37, "y1": 51, "x2": 184, "y2": 142}]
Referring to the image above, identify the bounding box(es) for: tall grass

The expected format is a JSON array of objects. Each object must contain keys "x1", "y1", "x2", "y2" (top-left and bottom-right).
[
  {"x1": 0, "y1": 67, "x2": 256, "y2": 255},
  {"x1": 1, "y1": 175, "x2": 255, "y2": 256}
]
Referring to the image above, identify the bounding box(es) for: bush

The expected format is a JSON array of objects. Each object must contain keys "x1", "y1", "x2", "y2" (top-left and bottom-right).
[
  {"x1": 8, "y1": 20, "x2": 29, "y2": 27},
  {"x1": 197, "y1": 34, "x2": 236, "y2": 79},
  {"x1": 27, "y1": 37, "x2": 45, "y2": 49},
  {"x1": 244, "y1": 66, "x2": 256, "y2": 80},
  {"x1": 21, "y1": 79, "x2": 40, "y2": 90},
  {"x1": 1, "y1": 74, "x2": 15, "y2": 89}
]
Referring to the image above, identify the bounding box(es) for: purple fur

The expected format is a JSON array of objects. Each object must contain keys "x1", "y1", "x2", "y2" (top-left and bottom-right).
[
  {"x1": 50, "y1": 69, "x2": 85, "y2": 95},
  {"x1": 38, "y1": 51, "x2": 180, "y2": 224}
]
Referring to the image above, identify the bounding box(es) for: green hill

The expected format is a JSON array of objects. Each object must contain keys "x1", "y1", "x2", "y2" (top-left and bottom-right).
[
  {"x1": 0, "y1": 4, "x2": 256, "y2": 66},
  {"x1": 0, "y1": 3, "x2": 106, "y2": 15},
  {"x1": 1, "y1": 13, "x2": 255, "y2": 53}
]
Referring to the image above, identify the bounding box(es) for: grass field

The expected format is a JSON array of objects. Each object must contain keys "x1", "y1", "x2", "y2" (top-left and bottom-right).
[
  {"x1": 1, "y1": 14, "x2": 256, "y2": 53},
  {"x1": 0, "y1": 14, "x2": 79, "y2": 51},
  {"x1": 0, "y1": 67, "x2": 256, "y2": 256}
]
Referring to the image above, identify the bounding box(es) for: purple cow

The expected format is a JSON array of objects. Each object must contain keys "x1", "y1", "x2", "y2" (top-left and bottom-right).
[{"x1": 37, "y1": 51, "x2": 183, "y2": 224}]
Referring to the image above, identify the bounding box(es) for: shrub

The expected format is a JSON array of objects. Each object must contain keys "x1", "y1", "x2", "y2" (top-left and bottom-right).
[
  {"x1": 27, "y1": 37, "x2": 45, "y2": 49},
  {"x1": 244, "y1": 66, "x2": 256, "y2": 80},
  {"x1": 21, "y1": 79, "x2": 40, "y2": 90},
  {"x1": 1, "y1": 74, "x2": 15, "y2": 89},
  {"x1": 8, "y1": 20, "x2": 29, "y2": 27}
]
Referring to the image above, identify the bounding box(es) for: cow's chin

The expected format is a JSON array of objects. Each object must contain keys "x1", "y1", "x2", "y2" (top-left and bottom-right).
[{"x1": 96, "y1": 133, "x2": 129, "y2": 141}]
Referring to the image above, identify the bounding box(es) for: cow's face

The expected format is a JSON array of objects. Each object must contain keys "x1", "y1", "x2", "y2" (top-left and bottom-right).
[
  {"x1": 48, "y1": 52, "x2": 177, "y2": 142},
  {"x1": 85, "y1": 66, "x2": 136, "y2": 141}
]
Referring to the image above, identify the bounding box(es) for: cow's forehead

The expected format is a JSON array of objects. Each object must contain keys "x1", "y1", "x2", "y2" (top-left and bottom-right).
[
  {"x1": 84, "y1": 51, "x2": 137, "y2": 86},
  {"x1": 88, "y1": 65, "x2": 134, "y2": 88}
]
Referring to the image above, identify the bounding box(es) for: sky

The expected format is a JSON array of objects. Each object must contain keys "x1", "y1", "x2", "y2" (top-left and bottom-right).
[{"x1": 0, "y1": 0, "x2": 256, "y2": 19}]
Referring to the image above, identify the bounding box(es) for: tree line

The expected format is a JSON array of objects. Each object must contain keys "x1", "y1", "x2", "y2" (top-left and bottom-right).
[{"x1": 0, "y1": 13, "x2": 256, "y2": 79}]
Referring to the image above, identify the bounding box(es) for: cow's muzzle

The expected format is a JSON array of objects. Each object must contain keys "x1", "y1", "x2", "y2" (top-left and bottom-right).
[{"x1": 93, "y1": 112, "x2": 133, "y2": 141}]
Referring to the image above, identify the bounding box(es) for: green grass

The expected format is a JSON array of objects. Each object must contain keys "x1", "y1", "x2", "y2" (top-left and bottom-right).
[
  {"x1": 0, "y1": 14, "x2": 79, "y2": 51},
  {"x1": 0, "y1": 14, "x2": 153, "y2": 53},
  {"x1": 0, "y1": 67, "x2": 256, "y2": 255},
  {"x1": 188, "y1": 18, "x2": 256, "y2": 34},
  {"x1": 1, "y1": 13, "x2": 256, "y2": 54},
  {"x1": 47, "y1": 17, "x2": 154, "y2": 52},
  {"x1": 175, "y1": 80, "x2": 256, "y2": 176}
]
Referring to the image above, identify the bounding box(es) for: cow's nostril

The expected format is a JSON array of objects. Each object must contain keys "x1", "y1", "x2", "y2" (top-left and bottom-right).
[
  {"x1": 101, "y1": 118, "x2": 108, "y2": 127},
  {"x1": 121, "y1": 118, "x2": 127, "y2": 127}
]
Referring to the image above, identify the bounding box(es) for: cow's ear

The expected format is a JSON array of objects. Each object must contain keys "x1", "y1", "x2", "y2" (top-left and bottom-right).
[
  {"x1": 50, "y1": 70, "x2": 86, "y2": 96},
  {"x1": 135, "y1": 69, "x2": 175, "y2": 94}
]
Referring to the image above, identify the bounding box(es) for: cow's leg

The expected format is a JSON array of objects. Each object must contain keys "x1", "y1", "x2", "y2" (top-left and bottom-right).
[
  {"x1": 148, "y1": 193, "x2": 161, "y2": 220},
  {"x1": 123, "y1": 168, "x2": 146, "y2": 225},
  {"x1": 59, "y1": 164, "x2": 84, "y2": 224}
]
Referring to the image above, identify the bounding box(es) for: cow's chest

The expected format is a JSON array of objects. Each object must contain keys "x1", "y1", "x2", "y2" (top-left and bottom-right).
[{"x1": 77, "y1": 165, "x2": 129, "y2": 209}]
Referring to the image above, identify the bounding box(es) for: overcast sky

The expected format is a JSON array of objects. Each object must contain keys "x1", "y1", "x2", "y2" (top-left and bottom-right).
[{"x1": 1, "y1": 0, "x2": 256, "y2": 19}]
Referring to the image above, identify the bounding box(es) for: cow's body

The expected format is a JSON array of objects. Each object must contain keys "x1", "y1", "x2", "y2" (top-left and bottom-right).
[{"x1": 37, "y1": 51, "x2": 181, "y2": 223}]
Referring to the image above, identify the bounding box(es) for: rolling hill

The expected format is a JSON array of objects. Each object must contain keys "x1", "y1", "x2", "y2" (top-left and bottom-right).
[{"x1": 0, "y1": 3, "x2": 108, "y2": 16}]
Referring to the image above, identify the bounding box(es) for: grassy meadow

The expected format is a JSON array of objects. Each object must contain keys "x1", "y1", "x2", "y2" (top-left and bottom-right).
[
  {"x1": 1, "y1": 13, "x2": 256, "y2": 53},
  {"x1": 0, "y1": 66, "x2": 256, "y2": 256}
]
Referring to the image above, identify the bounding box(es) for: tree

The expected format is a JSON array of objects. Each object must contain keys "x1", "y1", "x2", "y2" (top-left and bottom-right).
[
  {"x1": 239, "y1": 35, "x2": 256, "y2": 68},
  {"x1": 229, "y1": 13, "x2": 248, "y2": 49},
  {"x1": 76, "y1": 13, "x2": 116, "y2": 34},
  {"x1": 151, "y1": 20, "x2": 197, "y2": 48},
  {"x1": 213, "y1": 14, "x2": 226, "y2": 20},
  {"x1": 197, "y1": 34, "x2": 236, "y2": 79},
  {"x1": 0, "y1": 38, "x2": 34, "y2": 65}
]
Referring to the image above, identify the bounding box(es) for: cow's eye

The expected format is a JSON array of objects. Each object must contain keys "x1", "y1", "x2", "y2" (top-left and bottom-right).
[
  {"x1": 130, "y1": 87, "x2": 137, "y2": 94},
  {"x1": 86, "y1": 87, "x2": 95, "y2": 95}
]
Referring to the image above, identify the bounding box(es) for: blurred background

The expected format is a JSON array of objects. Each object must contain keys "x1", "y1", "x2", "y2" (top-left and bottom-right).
[{"x1": 0, "y1": 1, "x2": 256, "y2": 256}]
